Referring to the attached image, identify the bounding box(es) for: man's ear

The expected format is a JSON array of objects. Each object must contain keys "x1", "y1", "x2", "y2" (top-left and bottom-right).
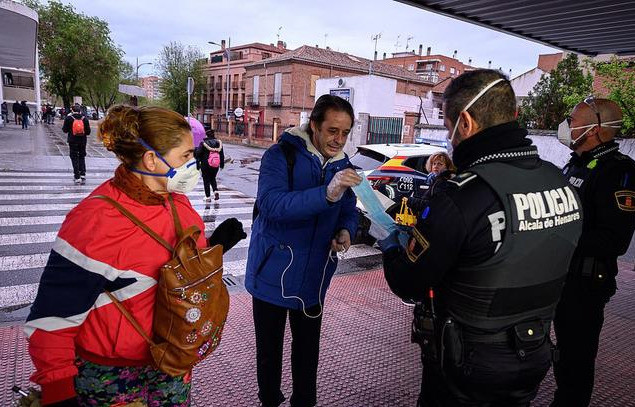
[{"x1": 458, "y1": 110, "x2": 478, "y2": 139}]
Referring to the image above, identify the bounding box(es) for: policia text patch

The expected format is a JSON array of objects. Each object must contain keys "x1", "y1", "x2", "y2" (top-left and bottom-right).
[{"x1": 510, "y1": 186, "x2": 581, "y2": 232}]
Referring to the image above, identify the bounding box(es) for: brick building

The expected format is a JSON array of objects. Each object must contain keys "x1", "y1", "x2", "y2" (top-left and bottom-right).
[
  {"x1": 381, "y1": 45, "x2": 476, "y2": 84},
  {"x1": 242, "y1": 45, "x2": 435, "y2": 127},
  {"x1": 140, "y1": 76, "x2": 162, "y2": 100},
  {"x1": 196, "y1": 41, "x2": 288, "y2": 125}
]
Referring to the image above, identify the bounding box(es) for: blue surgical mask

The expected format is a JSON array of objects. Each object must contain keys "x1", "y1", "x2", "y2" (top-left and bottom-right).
[{"x1": 131, "y1": 139, "x2": 200, "y2": 194}]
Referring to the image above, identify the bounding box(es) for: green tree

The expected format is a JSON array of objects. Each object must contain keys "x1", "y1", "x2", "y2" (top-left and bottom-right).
[
  {"x1": 82, "y1": 53, "x2": 131, "y2": 117},
  {"x1": 594, "y1": 57, "x2": 635, "y2": 137},
  {"x1": 27, "y1": 1, "x2": 121, "y2": 110},
  {"x1": 518, "y1": 54, "x2": 593, "y2": 130},
  {"x1": 156, "y1": 42, "x2": 204, "y2": 115}
]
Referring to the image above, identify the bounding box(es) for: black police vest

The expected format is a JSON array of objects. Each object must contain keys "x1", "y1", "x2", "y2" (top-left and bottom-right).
[{"x1": 441, "y1": 161, "x2": 583, "y2": 332}]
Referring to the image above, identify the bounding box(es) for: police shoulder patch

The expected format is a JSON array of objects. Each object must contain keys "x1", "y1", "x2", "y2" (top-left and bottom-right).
[
  {"x1": 615, "y1": 190, "x2": 635, "y2": 211},
  {"x1": 447, "y1": 172, "x2": 477, "y2": 188}
]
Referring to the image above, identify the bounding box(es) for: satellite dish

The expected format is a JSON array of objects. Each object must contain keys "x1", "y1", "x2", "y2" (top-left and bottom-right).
[{"x1": 337, "y1": 78, "x2": 345, "y2": 88}]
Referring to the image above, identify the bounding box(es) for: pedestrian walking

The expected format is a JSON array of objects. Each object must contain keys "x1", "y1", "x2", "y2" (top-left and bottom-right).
[
  {"x1": 551, "y1": 97, "x2": 635, "y2": 406},
  {"x1": 378, "y1": 69, "x2": 583, "y2": 406},
  {"x1": 13, "y1": 100, "x2": 21, "y2": 125},
  {"x1": 0, "y1": 101, "x2": 8, "y2": 127},
  {"x1": 24, "y1": 105, "x2": 246, "y2": 406},
  {"x1": 21, "y1": 101, "x2": 30, "y2": 129},
  {"x1": 195, "y1": 129, "x2": 224, "y2": 202},
  {"x1": 62, "y1": 104, "x2": 91, "y2": 184},
  {"x1": 246, "y1": 94, "x2": 361, "y2": 407}
]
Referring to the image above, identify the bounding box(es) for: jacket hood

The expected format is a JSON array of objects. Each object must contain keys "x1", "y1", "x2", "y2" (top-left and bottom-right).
[{"x1": 284, "y1": 124, "x2": 346, "y2": 163}]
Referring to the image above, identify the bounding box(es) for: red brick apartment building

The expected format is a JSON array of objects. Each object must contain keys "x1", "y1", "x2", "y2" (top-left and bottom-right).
[
  {"x1": 381, "y1": 45, "x2": 476, "y2": 84},
  {"x1": 195, "y1": 41, "x2": 288, "y2": 124},
  {"x1": 243, "y1": 45, "x2": 435, "y2": 127}
]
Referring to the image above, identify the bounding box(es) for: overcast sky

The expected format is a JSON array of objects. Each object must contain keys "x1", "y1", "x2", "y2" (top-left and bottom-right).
[{"x1": 63, "y1": 0, "x2": 560, "y2": 78}]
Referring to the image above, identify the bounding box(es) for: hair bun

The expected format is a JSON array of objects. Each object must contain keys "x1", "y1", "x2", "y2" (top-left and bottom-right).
[{"x1": 99, "y1": 105, "x2": 141, "y2": 151}]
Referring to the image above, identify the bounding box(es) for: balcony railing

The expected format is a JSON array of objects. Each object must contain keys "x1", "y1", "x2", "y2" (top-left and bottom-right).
[
  {"x1": 268, "y1": 95, "x2": 282, "y2": 107},
  {"x1": 215, "y1": 83, "x2": 222, "y2": 90},
  {"x1": 246, "y1": 95, "x2": 260, "y2": 107},
  {"x1": 232, "y1": 82, "x2": 239, "y2": 90},
  {"x1": 240, "y1": 80, "x2": 245, "y2": 90},
  {"x1": 3, "y1": 75, "x2": 34, "y2": 89}
]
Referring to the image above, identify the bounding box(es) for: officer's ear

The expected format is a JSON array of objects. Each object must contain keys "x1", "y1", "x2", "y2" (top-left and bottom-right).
[{"x1": 458, "y1": 110, "x2": 480, "y2": 140}]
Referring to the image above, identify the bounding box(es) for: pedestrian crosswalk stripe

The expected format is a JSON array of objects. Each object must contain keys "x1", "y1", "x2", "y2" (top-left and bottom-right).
[
  {"x1": 0, "y1": 198, "x2": 255, "y2": 212},
  {"x1": 0, "y1": 172, "x2": 116, "y2": 177},
  {"x1": 0, "y1": 191, "x2": 247, "y2": 201},
  {"x1": 0, "y1": 206, "x2": 255, "y2": 227},
  {"x1": 0, "y1": 220, "x2": 254, "y2": 246}
]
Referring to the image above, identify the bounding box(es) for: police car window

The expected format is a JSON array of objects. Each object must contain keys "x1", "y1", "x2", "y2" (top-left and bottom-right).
[
  {"x1": 350, "y1": 149, "x2": 387, "y2": 171},
  {"x1": 403, "y1": 155, "x2": 429, "y2": 174}
]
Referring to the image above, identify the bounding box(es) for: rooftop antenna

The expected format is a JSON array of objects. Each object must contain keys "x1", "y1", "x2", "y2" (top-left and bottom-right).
[
  {"x1": 394, "y1": 35, "x2": 401, "y2": 53},
  {"x1": 372, "y1": 32, "x2": 382, "y2": 60},
  {"x1": 405, "y1": 35, "x2": 414, "y2": 51},
  {"x1": 276, "y1": 26, "x2": 283, "y2": 42},
  {"x1": 324, "y1": 33, "x2": 328, "y2": 48}
]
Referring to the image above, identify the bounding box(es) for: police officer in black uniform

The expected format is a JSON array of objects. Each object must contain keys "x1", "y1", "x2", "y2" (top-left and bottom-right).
[
  {"x1": 377, "y1": 69, "x2": 583, "y2": 406},
  {"x1": 551, "y1": 98, "x2": 635, "y2": 407}
]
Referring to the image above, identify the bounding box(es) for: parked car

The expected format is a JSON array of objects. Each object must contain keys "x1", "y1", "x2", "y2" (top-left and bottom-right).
[{"x1": 350, "y1": 143, "x2": 447, "y2": 245}]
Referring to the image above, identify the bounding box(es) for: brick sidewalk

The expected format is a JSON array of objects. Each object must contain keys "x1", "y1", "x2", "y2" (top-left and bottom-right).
[{"x1": 2, "y1": 267, "x2": 634, "y2": 406}]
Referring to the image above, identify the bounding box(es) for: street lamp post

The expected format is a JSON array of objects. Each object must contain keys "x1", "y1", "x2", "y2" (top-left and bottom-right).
[
  {"x1": 135, "y1": 57, "x2": 152, "y2": 83},
  {"x1": 208, "y1": 38, "x2": 231, "y2": 120}
]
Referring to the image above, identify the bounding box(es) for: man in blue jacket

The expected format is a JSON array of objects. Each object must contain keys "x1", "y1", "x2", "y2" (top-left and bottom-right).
[{"x1": 246, "y1": 94, "x2": 361, "y2": 407}]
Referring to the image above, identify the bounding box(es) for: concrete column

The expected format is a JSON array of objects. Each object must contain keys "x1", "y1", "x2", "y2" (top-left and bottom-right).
[
  {"x1": 247, "y1": 120, "x2": 255, "y2": 144},
  {"x1": 273, "y1": 121, "x2": 279, "y2": 142},
  {"x1": 228, "y1": 119, "x2": 234, "y2": 135},
  {"x1": 344, "y1": 112, "x2": 369, "y2": 157},
  {"x1": 34, "y1": 45, "x2": 41, "y2": 113}
]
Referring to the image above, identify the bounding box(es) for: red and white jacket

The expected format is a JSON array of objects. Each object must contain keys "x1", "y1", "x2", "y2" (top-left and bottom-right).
[{"x1": 25, "y1": 180, "x2": 206, "y2": 405}]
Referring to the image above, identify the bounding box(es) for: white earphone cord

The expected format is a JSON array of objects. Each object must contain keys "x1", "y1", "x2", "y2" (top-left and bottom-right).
[{"x1": 280, "y1": 246, "x2": 336, "y2": 319}]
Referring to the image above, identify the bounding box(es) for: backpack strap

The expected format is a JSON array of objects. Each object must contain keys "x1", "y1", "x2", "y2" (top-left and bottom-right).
[
  {"x1": 91, "y1": 195, "x2": 174, "y2": 252},
  {"x1": 105, "y1": 291, "x2": 155, "y2": 346},
  {"x1": 279, "y1": 140, "x2": 296, "y2": 190},
  {"x1": 167, "y1": 194, "x2": 184, "y2": 237}
]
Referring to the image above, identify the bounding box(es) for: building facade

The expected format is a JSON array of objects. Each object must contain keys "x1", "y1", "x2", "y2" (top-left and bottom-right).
[
  {"x1": 195, "y1": 41, "x2": 288, "y2": 125},
  {"x1": 140, "y1": 75, "x2": 162, "y2": 100},
  {"x1": 242, "y1": 45, "x2": 435, "y2": 127},
  {"x1": 381, "y1": 45, "x2": 476, "y2": 84},
  {"x1": 0, "y1": 0, "x2": 39, "y2": 115}
]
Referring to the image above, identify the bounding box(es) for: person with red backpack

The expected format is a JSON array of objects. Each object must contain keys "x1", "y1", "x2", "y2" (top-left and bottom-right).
[
  {"x1": 195, "y1": 129, "x2": 224, "y2": 202},
  {"x1": 62, "y1": 104, "x2": 91, "y2": 184}
]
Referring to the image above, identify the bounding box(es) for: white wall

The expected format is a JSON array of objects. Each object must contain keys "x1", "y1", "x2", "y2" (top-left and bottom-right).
[
  {"x1": 315, "y1": 75, "x2": 396, "y2": 118},
  {"x1": 511, "y1": 68, "x2": 546, "y2": 98},
  {"x1": 394, "y1": 93, "x2": 444, "y2": 126}
]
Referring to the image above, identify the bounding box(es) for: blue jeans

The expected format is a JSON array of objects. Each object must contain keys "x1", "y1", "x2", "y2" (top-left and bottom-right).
[{"x1": 21, "y1": 114, "x2": 28, "y2": 129}]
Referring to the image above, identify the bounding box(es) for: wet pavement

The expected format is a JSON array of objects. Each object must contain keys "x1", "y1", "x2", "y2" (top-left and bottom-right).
[{"x1": 0, "y1": 123, "x2": 633, "y2": 406}]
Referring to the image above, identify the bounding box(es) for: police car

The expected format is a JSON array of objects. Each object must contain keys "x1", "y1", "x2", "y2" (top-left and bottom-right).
[{"x1": 350, "y1": 143, "x2": 447, "y2": 244}]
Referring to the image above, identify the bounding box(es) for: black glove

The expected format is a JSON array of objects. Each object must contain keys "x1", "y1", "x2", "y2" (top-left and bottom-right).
[{"x1": 207, "y1": 218, "x2": 247, "y2": 253}]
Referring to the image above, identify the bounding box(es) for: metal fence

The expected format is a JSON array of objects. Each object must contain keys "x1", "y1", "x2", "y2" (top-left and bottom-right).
[{"x1": 367, "y1": 116, "x2": 403, "y2": 144}]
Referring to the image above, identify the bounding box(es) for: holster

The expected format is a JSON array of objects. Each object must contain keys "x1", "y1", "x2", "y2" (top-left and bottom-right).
[
  {"x1": 440, "y1": 317, "x2": 463, "y2": 369},
  {"x1": 412, "y1": 303, "x2": 438, "y2": 362}
]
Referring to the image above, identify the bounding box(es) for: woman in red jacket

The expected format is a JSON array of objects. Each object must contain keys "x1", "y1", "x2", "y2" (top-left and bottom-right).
[{"x1": 25, "y1": 105, "x2": 245, "y2": 406}]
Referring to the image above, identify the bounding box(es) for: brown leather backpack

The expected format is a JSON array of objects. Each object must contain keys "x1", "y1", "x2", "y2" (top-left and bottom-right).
[{"x1": 94, "y1": 194, "x2": 230, "y2": 377}]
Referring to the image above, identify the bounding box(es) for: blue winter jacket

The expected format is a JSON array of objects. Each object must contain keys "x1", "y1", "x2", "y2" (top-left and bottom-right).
[{"x1": 245, "y1": 125, "x2": 358, "y2": 309}]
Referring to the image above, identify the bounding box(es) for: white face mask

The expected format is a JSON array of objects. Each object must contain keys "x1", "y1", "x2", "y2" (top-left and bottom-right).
[
  {"x1": 447, "y1": 78, "x2": 505, "y2": 147},
  {"x1": 133, "y1": 140, "x2": 200, "y2": 194},
  {"x1": 557, "y1": 118, "x2": 623, "y2": 149}
]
